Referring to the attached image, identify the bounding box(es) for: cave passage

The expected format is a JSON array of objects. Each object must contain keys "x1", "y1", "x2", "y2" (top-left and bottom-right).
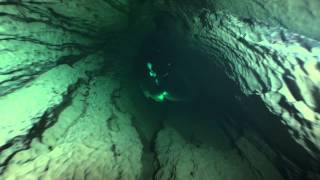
[
  {"x1": 0, "y1": 1, "x2": 319, "y2": 180},
  {"x1": 136, "y1": 13, "x2": 280, "y2": 179}
]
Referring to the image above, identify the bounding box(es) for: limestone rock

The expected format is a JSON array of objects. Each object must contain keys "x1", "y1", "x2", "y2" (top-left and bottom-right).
[
  {"x1": 0, "y1": 74, "x2": 143, "y2": 180},
  {"x1": 154, "y1": 127, "x2": 284, "y2": 180},
  {"x1": 0, "y1": 1, "x2": 145, "y2": 179},
  {"x1": 181, "y1": 11, "x2": 320, "y2": 169},
  {"x1": 1, "y1": 0, "x2": 320, "y2": 179}
]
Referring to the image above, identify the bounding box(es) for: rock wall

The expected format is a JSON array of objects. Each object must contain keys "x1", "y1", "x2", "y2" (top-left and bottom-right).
[
  {"x1": 162, "y1": 0, "x2": 320, "y2": 41},
  {"x1": 155, "y1": 1, "x2": 320, "y2": 177},
  {"x1": 212, "y1": 0, "x2": 320, "y2": 41},
  {"x1": 154, "y1": 127, "x2": 284, "y2": 180},
  {"x1": 0, "y1": 0, "x2": 154, "y2": 179},
  {"x1": 1, "y1": 69, "x2": 143, "y2": 180},
  {"x1": 0, "y1": 0, "x2": 319, "y2": 179}
]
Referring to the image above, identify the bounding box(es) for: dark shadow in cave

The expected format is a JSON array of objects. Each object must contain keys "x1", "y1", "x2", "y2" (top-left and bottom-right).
[
  {"x1": 135, "y1": 11, "x2": 250, "y2": 151},
  {"x1": 135, "y1": 11, "x2": 320, "y2": 180},
  {"x1": 136, "y1": 11, "x2": 241, "y2": 105},
  {"x1": 134, "y1": 12, "x2": 253, "y2": 179}
]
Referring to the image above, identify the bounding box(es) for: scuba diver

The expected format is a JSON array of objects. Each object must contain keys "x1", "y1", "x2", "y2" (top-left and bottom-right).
[
  {"x1": 141, "y1": 60, "x2": 174, "y2": 102},
  {"x1": 137, "y1": 12, "x2": 197, "y2": 102}
]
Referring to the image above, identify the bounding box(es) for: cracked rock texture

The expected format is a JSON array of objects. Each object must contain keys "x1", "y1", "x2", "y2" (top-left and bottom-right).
[
  {"x1": 154, "y1": 127, "x2": 284, "y2": 180},
  {"x1": 0, "y1": 0, "x2": 151, "y2": 179},
  {"x1": 165, "y1": 0, "x2": 320, "y2": 40},
  {"x1": 1, "y1": 74, "x2": 143, "y2": 180},
  {"x1": 157, "y1": 0, "x2": 320, "y2": 177},
  {"x1": 191, "y1": 12, "x2": 320, "y2": 161},
  {"x1": 0, "y1": 0, "x2": 320, "y2": 179}
]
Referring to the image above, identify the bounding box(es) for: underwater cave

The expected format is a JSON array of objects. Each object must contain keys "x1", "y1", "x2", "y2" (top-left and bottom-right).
[{"x1": 0, "y1": 0, "x2": 319, "y2": 180}]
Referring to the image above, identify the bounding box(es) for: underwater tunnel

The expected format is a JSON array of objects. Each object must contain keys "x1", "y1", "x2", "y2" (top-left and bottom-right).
[{"x1": 0, "y1": 0, "x2": 319, "y2": 180}]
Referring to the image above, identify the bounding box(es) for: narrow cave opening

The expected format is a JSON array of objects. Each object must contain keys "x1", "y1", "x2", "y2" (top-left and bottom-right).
[
  {"x1": 134, "y1": 12, "x2": 284, "y2": 180},
  {"x1": 135, "y1": 12, "x2": 240, "y2": 128},
  {"x1": 132, "y1": 11, "x2": 320, "y2": 180}
]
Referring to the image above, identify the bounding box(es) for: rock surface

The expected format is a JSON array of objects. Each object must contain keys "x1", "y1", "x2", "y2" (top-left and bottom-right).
[
  {"x1": 0, "y1": 1, "x2": 149, "y2": 179},
  {"x1": 1, "y1": 72, "x2": 143, "y2": 180},
  {"x1": 154, "y1": 126, "x2": 284, "y2": 180},
  {"x1": 158, "y1": 0, "x2": 320, "y2": 41},
  {"x1": 0, "y1": 0, "x2": 320, "y2": 179},
  {"x1": 156, "y1": 4, "x2": 320, "y2": 176}
]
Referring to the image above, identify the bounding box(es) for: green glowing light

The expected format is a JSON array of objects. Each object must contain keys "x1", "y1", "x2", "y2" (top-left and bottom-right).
[
  {"x1": 149, "y1": 71, "x2": 157, "y2": 77},
  {"x1": 147, "y1": 62, "x2": 157, "y2": 77},
  {"x1": 154, "y1": 91, "x2": 168, "y2": 102}
]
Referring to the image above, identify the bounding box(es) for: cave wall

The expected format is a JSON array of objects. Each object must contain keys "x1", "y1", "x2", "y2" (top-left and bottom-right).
[
  {"x1": 0, "y1": 0, "x2": 159, "y2": 179},
  {"x1": 164, "y1": 0, "x2": 320, "y2": 40},
  {"x1": 206, "y1": 0, "x2": 320, "y2": 41},
  {"x1": 0, "y1": 0, "x2": 319, "y2": 179},
  {"x1": 154, "y1": 0, "x2": 320, "y2": 178}
]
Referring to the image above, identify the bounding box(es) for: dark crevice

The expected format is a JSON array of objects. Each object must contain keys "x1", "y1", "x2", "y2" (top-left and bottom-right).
[
  {"x1": 283, "y1": 75, "x2": 304, "y2": 102},
  {"x1": 0, "y1": 78, "x2": 85, "y2": 175},
  {"x1": 0, "y1": 7, "x2": 99, "y2": 39}
]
